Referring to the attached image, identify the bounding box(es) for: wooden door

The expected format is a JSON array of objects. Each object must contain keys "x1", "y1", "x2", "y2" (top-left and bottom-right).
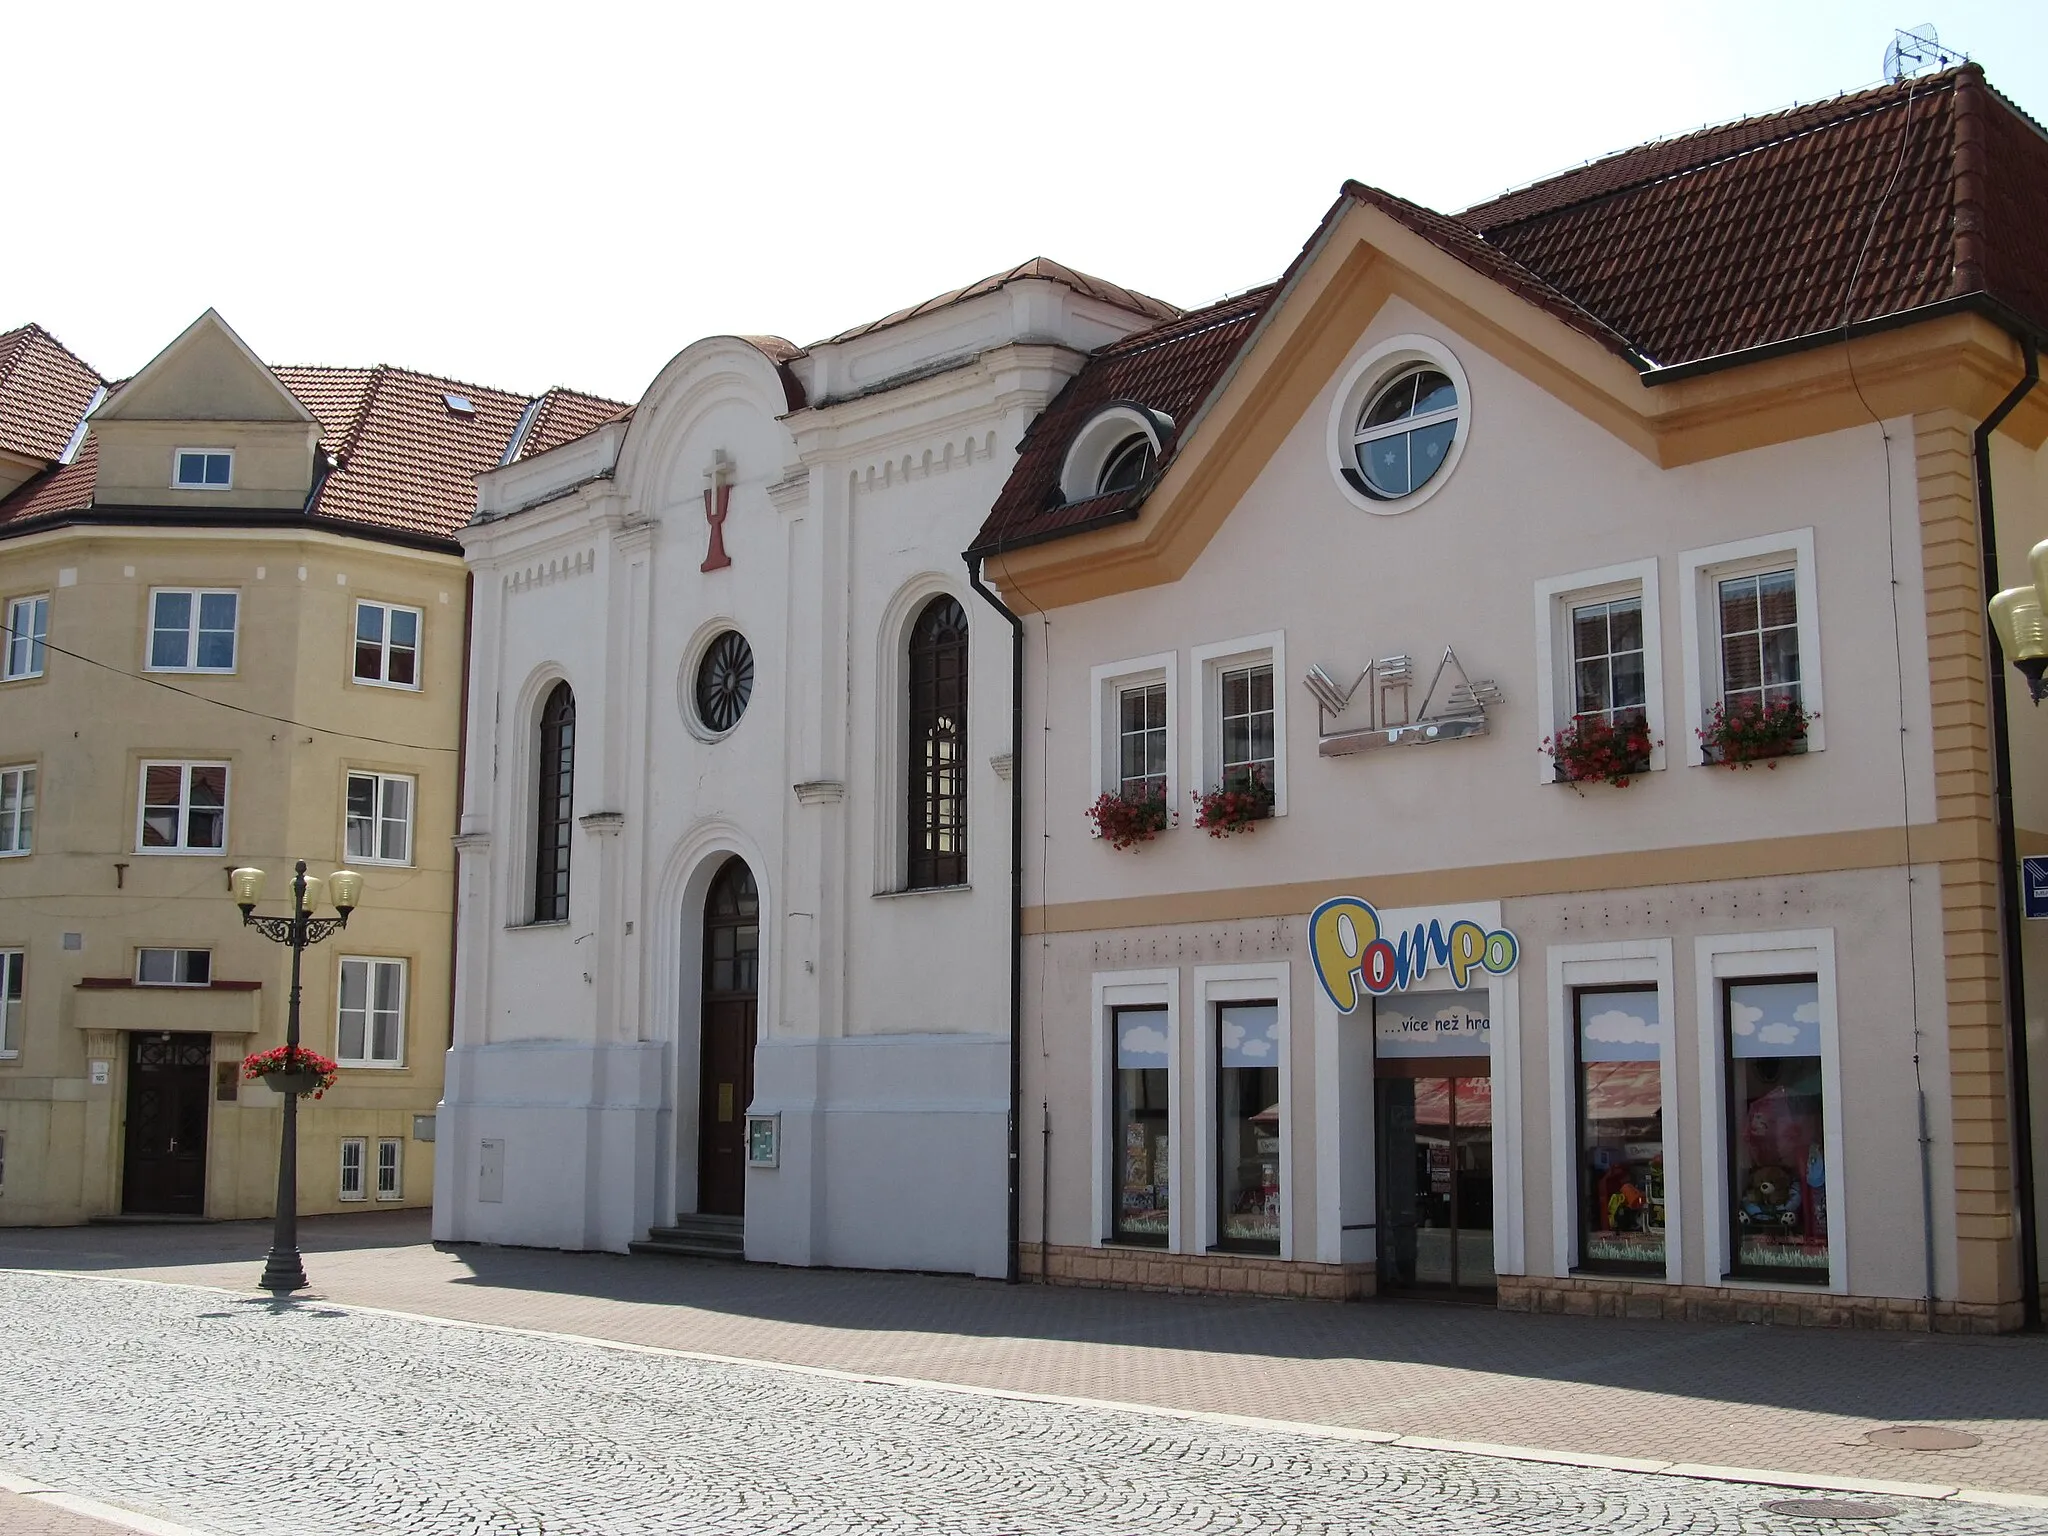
[
  {"x1": 122, "y1": 1033, "x2": 211, "y2": 1215},
  {"x1": 697, "y1": 858, "x2": 759, "y2": 1217}
]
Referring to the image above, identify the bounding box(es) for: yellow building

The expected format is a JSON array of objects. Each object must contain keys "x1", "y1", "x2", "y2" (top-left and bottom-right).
[{"x1": 0, "y1": 311, "x2": 619, "y2": 1223}]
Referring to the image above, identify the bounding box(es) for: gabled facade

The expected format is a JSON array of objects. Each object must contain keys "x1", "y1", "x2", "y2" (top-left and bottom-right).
[
  {"x1": 977, "y1": 66, "x2": 2048, "y2": 1328},
  {"x1": 0, "y1": 309, "x2": 620, "y2": 1225},
  {"x1": 437, "y1": 262, "x2": 1176, "y2": 1269}
]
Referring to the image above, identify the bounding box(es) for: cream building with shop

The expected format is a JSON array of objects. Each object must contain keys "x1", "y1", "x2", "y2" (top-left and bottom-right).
[
  {"x1": 973, "y1": 67, "x2": 2048, "y2": 1329},
  {"x1": 0, "y1": 310, "x2": 618, "y2": 1224}
]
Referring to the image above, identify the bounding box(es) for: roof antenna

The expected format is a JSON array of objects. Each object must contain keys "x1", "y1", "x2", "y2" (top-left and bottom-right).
[{"x1": 1884, "y1": 24, "x2": 1959, "y2": 83}]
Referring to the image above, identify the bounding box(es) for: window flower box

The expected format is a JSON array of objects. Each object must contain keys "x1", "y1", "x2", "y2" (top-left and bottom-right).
[
  {"x1": 243, "y1": 1044, "x2": 340, "y2": 1099},
  {"x1": 1192, "y1": 769, "x2": 1274, "y2": 837},
  {"x1": 1698, "y1": 698, "x2": 1812, "y2": 769},
  {"x1": 1544, "y1": 712, "x2": 1657, "y2": 789},
  {"x1": 1087, "y1": 789, "x2": 1171, "y2": 850}
]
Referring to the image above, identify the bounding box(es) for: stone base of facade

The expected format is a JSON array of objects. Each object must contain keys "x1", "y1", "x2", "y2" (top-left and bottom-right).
[
  {"x1": 1497, "y1": 1274, "x2": 2022, "y2": 1333},
  {"x1": 1019, "y1": 1242, "x2": 1375, "y2": 1301}
]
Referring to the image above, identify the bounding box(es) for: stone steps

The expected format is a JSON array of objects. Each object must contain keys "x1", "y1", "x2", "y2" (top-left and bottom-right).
[{"x1": 630, "y1": 1212, "x2": 744, "y2": 1261}]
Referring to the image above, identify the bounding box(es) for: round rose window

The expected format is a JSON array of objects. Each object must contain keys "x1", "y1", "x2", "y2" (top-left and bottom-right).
[{"x1": 694, "y1": 630, "x2": 754, "y2": 734}]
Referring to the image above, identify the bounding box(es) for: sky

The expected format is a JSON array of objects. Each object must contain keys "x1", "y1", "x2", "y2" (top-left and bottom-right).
[{"x1": 9, "y1": 1, "x2": 2046, "y2": 405}]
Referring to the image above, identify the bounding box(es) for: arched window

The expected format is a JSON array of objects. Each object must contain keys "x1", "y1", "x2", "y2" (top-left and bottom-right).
[
  {"x1": 907, "y1": 595, "x2": 968, "y2": 889},
  {"x1": 533, "y1": 681, "x2": 575, "y2": 922}
]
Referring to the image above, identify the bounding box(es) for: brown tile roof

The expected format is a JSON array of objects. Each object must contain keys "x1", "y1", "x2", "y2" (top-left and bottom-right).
[
  {"x1": 980, "y1": 63, "x2": 2048, "y2": 555},
  {"x1": 0, "y1": 358, "x2": 625, "y2": 544},
  {"x1": 0, "y1": 323, "x2": 103, "y2": 464},
  {"x1": 970, "y1": 286, "x2": 1273, "y2": 553},
  {"x1": 816, "y1": 258, "x2": 1180, "y2": 347}
]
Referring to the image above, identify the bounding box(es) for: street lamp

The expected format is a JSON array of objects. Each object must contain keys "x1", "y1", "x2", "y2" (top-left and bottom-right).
[
  {"x1": 1989, "y1": 537, "x2": 2048, "y2": 703},
  {"x1": 231, "y1": 860, "x2": 364, "y2": 1292}
]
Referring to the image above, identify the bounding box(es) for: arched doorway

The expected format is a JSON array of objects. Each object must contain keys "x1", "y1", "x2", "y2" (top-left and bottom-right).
[{"x1": 697, "y1": 856, "x2": 759, "y2": 1216}]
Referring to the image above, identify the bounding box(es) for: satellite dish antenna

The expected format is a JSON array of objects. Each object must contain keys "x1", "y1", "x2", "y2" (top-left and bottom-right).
[{"x1": 1885, "y1": 24, "x2": 1953, "y2": 83}]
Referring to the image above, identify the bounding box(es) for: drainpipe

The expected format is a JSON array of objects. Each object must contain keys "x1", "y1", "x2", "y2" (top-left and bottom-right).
[
  {"x1": 1973, "y1": 334, "x2": 2041, "y2": 1331},
  {"x1": 965, "y1": 551, "x2": 1025, "y2": 1285}
]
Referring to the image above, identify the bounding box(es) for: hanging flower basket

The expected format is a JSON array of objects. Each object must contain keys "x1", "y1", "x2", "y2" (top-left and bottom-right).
[
  {"x1": 1087, "y1": 789, "x2": 1171, "y2": 850},
  {"x1": 1543, "y1": 713, "x2": 1658, "y2": 789},
  {"x1": 243, "y1": 1045, "x2": 340, "y2": 1099},
  {"x1": 1698, "y1": 698, "x2": 1813, "y2": 768},
  {"x1": 1192, "y1": 769, "x2": 1274, "y2": 837}
]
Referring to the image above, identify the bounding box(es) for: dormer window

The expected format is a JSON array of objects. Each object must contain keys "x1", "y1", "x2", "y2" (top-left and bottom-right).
[
  {"x1": 172, "y1": 450, "x2": 233, "y2": 490},
  {"x1": 1058, "y1": 403, "x2": 1173, "y2": 505},
  {"x1": 1097, "y1": 435, "x2": 1156, "y2": 495}
]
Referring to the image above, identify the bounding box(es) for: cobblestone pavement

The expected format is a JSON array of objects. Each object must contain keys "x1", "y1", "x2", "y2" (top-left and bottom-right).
[
  {"x1": 5, "y1": 1213, "x2": 2045, "y2": 1504},
  {"x1": 0, "y1": 1270, "x2": 2040, "y2": 1536}
]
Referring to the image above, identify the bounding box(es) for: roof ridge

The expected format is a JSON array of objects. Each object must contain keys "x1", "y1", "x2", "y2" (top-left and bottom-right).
[
  {"x1": 1097, "y1": 287, "x2": 1275, "y2": 359},
  {"x1": 1462, "y1": 66, "x2": 1968, "y2": 229}
]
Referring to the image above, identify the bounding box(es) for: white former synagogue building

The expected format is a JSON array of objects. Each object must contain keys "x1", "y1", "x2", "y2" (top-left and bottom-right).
[{"x1": 433, "y1": 264, "x2": 1176, "y2": 1273}]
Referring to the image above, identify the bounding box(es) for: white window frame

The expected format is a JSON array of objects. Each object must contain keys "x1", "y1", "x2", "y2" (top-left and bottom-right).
[
  {"x1": 0, "y1": 949, "x2": 22, "y2": 1058},
  {"x1": 1059, "y1": 405, "x2": 1168, "y2": 504},
  {"x1": 353, "y1": 599, "x2": 423, "y2": 690},
  {"x1": 376, "y1": 1137, "x2": 403, "y2": 1200},
  {"x1": 134, "y1": 761, "x2": 230, "y2": 855},
  {"x1": 1190, "y1": 631, "x2": 1287, "y2": 816},
  {"x1": 171, "y1": 448, "x2": 233, "y2": 490},
  {"x1": 1545, "y1": 939, "x2": 1681, "y2": 1284},
  {"x1": 1678, "y1": 528, "x2": 1824, "y2": 765},
  {"x1": 345, "y1": 770, "x2": 416, "y2": 866},
  {"x1": 1193, "y1": 962, "x2": 1292, "y2": 1260},
  {"x1": 146, "y1": 588, "x2": 240, "y2": 674},
  {"x1": 0, "y1": 764, "x2": 35, "y2": 856},
  {"x1": 3, "y1": 594, "x2": 48, "y2": 681},
  {"x1": 336, "y1": 956, "x2": 407, "y2": 1069},
  {"x1": 1089, "y1": 652, "x2": 1178, "y2": 815},
  {"x1": 1325, "y1": 334, "x2": 1473, "y2": 516},
  {"x1": 1532, "y1": 558, "x2": 1666, "y2": 783},
  {"x1": 1091, "y1": 968, "x2": 1181, "y2": 1252},
  {"x1": 135, "y1": 948, "x2": 212, "y2": 987},
  {"x1": 1693, "y1": 928, "x2": 1846, "y2": 1294},
  {"x1": 339, "y1": 1137, "x2": 367, "y2": 1200}
]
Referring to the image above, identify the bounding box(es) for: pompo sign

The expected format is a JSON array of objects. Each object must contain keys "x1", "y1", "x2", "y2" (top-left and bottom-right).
[{"x1": 1310, "y1": 897, "x2": 1519, "y2": 1014}]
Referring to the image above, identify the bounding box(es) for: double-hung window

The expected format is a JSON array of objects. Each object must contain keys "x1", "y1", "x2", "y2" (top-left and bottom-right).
[
  {"x1": 1192, "y1": 632, "x2": 1286, "y2": 816},
  {"x1": 148, "y1": 589, "x2": 239, "y2": 672},
  {"x1": 346, "y1": 772, "x2": 414, "y2": 865},
  {"x1": 0, "y1": 766, "x2": 34, "y2": 855},
  {"x1": 377, "y1": 1138, "x2": 402, "y2": 1199},
  {"x1": 1117, "y1": 684, "x2": 1168, "y2": 803},
  {"x1": 337, "y1": 956, "x2": 405, "y2": 1067},
  {"x1": 340, "y1": 1138, "x2": 367, "y2": 1200},
  {"x1": 354, "y1": 601, "x2": 421, "y2": 688},
  {"x1": 4, "y1": 595, "x2": 48, "y2": 680},
  {"x1": 137, "y1": 762, "x2": 228, "y2": 853},
  {"x1": 0, "y1": 950, "x2": 22, "y2": 1057},
  {"x1": 1534, "y1": 559, "x2": 1666, "y2": 783},
  {"x1": 1679, "y1": 530, "x2": 1823, "y2": 764},
  {"x1": 172, "y1": 450, "x2": 233, "y2": 489},
  {"x1": 1091, "y1": 653, "x2": 1176, "y2": 823},
  {"x1": 1716, "y1": 570, "x2": 1801, "y2": 714},
  {"x1": 1571, "y1": 597, "x2": 1647, "y2": 727}
]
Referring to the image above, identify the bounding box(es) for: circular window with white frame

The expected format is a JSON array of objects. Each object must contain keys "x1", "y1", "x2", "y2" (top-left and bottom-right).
[
  {"x1": 1326, "y1": 335, "x2": 1472, "y2": 515},
  {"x1": 684, "y1": 626, "x2": 754, "y2": 739}
]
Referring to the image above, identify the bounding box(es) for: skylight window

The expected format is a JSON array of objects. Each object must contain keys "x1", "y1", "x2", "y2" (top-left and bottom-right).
[{"x1": 443, "y1": 393, "x2": 476, "y2": 417}]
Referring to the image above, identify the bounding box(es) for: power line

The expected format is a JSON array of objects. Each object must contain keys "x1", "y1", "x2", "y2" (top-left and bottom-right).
[{"x1": 2, "y1": 614, "x2": 459, "y2": 754}]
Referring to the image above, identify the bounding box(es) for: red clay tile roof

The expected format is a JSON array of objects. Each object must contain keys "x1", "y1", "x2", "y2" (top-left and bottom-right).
[
  {"x1": 0, "y1": 323, "x2": 103, "y2": 464},
  {"x1": 817, "y1": 258, "x2": 1179, "y2": 347},
  {"x1": 971, "y1": 286, "x2": 1273, "y2": 553},
  {"x1": 979, "y1": 64, "x2": 2048, "y2": 555},
  {"x1": 0, "y1": 358, "x2": 625, "y2": 544}
]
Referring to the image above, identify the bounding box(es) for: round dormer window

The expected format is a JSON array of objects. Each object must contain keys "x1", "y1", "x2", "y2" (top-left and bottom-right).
[
  {"x1": 1326, "y1": 335, "x2": 1472, "y2": 516},
  {"x1": 1097, "y1": 434, "x2": 1156, "y2": 495},
  {"x1": 1058, "y1": 402, "x2": 1173, "y2": 505}
]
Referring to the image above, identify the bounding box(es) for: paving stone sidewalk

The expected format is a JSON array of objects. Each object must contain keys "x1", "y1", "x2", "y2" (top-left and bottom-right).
[
  {"x1": 2, "y1": 1211, "x2": 2044, "y2": 1511},
  {"x1": 1, "y1": 1268, "x2": 2042, "y2": 1536}
]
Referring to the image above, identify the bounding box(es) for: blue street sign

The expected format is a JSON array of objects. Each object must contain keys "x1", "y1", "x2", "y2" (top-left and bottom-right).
[{"x1": 2024, "y1": 857, "x2": 2048, "y2": 920}]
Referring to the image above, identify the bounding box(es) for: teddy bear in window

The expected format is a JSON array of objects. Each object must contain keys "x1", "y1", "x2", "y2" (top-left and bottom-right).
[{"x1": 1739, "y1": 1163, "x2": 1802, "y2": 1229}]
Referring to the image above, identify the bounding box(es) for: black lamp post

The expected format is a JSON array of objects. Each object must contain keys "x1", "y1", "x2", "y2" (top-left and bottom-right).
[{"x1": 233, "y1": 859, "x2": 363, "y2": 1293}]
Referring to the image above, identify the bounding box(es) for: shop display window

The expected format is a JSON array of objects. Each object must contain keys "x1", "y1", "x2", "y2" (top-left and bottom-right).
[
  {"x1": 1724, "y1": 977, "x2": 1828, "y2": 1283},
  {"x1": 1574, "y1": 985, "x2": 1665, "y2": 1274},
  {"x1": 1111, "y1": 1004, "x2": 1169, "y2": 1245},
  {"x1": 1216, "y1": 1001, "x2": 1281, "y2": 1252}
]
